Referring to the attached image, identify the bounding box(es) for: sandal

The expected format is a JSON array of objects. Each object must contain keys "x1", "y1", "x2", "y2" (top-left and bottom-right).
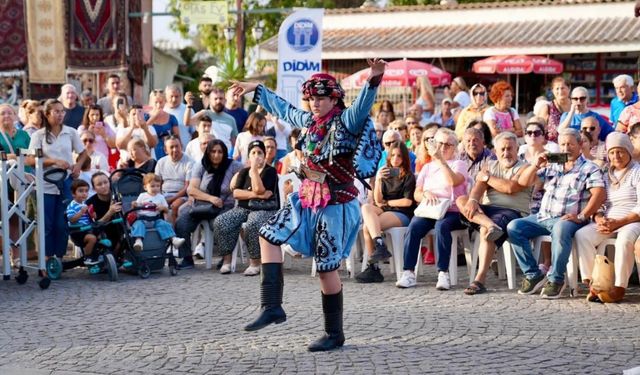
[{"x1": 464, "y1": 281, "x2": 487, "y2": 295}]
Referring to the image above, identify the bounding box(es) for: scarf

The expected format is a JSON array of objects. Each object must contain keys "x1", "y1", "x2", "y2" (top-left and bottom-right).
[{"x1": 204, "y1": 157, "x2": 232, "y2": 197}]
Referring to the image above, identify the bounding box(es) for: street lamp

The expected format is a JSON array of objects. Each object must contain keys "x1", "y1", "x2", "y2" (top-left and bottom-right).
[
  {"x1": 251, "y1": 20, "x2": 265, "y2": 41},
  {"x1": 223, "y1": 25, "x2": 235, "y2": 43}
]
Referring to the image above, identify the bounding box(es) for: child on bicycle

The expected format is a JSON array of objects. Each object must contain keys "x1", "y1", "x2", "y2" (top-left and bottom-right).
[
  {"x1": 66, "y1": 179, "x2": 99, "y2": 265},
  {"x1": 131, "y1": 173, "x2": 185, "y2": 251}
]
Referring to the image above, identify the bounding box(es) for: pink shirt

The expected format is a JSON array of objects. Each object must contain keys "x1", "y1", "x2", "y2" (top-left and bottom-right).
[{"x1": 416, "y1": 159, "x2": 469, "y2": 212}]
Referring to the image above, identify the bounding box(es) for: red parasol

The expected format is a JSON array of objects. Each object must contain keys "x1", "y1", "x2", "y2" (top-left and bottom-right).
[{"x1": 342, "y1": 59, "x2": 452, "y2": 89}]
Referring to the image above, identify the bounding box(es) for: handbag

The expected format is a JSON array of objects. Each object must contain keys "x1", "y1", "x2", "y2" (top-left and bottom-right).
[
  {"x1": 248, "y1": 198, "x2": 278, "y2": 211},
  {"x1": 189, "y1": 200, "x2": 221, "y2": 220},
  {"x1": 414, "y1": 185, "x2": 455, "y2": 220},
  {"x1": 591, "y1": 254, "x2": 615, "y2": 292}
]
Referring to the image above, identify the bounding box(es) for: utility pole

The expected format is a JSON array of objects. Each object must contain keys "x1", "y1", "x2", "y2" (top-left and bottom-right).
[{"x1": 235, "y1": 0, "x2": 245, "y2": 73}]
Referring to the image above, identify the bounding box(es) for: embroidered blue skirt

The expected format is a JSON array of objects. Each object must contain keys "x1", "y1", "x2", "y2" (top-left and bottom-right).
[{"x1": 260, "y1": 192, "x2": 361, "y2": 272}]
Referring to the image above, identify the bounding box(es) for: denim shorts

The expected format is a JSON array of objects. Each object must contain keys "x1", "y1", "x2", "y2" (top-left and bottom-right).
[{"x1": 388, "y1": 211, "x2": 411, "y2": 226}]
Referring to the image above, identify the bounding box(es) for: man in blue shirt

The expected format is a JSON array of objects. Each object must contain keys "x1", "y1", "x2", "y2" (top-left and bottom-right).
[
  {"x1": 559, "y1": 86, "x2": 613, "y2": 142},
  {"x1": 610, "y1": 74, "x2": 638, "y2": 126}
]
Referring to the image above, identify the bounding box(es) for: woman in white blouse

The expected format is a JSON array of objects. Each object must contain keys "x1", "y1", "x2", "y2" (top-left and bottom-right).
[{"x1": 574, "y1": 132, "x2": 640, "y2": 303}]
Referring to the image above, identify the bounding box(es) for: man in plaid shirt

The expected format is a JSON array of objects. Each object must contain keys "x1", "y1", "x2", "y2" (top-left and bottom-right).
[{"x1": 507, "y1": 128, "x2": 606, "y2": 299}]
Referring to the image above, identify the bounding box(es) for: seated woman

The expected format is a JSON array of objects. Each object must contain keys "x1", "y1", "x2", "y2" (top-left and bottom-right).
[
  {"x1": 174, "y1": 139, "x2": 243, "y2": 269},
  {"x1": 414, "y1": 123, "x2": 438, "y2": 174},
  {"x1": 116, "y1": 105, "x2": 158, "y2": 162},
  {"x1": 78, "y1": 131, "x2": 109, "y2": 173},
  {"x1": 121, "y1": 138, "x2": 156, "y2": 173},
  {"x1": 396, "y1": 128, "x2": 469, "y2": 290},
  {"x1": 212, "y1": 140, "x2": 278, "y2": 276},
  {"x1": 355, "y1": 141, "x2": 415, "y2": 283},
  {"x1": 518, "y1": 117, "x2": 559, "y2": 275},
  {"x1": 85, "y1": 172, "x2": 129, "y2": 266},
  {"x1": 575, "y1": 132, "x2": 640, "y2": 303}
]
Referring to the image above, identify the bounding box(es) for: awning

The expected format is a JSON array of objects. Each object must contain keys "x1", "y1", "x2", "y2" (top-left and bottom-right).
[{"x1": 258, "y1": 1, "x2": 640, "y2": 60}]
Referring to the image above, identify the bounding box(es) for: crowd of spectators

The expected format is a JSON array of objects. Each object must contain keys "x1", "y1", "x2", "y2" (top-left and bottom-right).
[{"x1": 3, "y1": 72, "x2": 640, "y2": 304}]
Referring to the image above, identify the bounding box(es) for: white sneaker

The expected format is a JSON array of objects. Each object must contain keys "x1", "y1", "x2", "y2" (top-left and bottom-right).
[
  {"x1": 220, "y1": 263, "x2": 232, "y2": 274},
  {"x1": 133, "y1": 238, "x2": 144, "y2": 251},
  {"x1": 436, "y1": 271, "x2": 451, "y2": 290},
  {"x1": 243, "y1": 265, "x2": 260, "y2": 276},
  {"x1": 194, "y1": 242, "x2": 205, "y2": 259},
  {"x1": 171, "y1": 237, "x2": 186, "y2": 248},
  {"x1": 395, "y1": 271, "x2": 416, "y2": 288}
]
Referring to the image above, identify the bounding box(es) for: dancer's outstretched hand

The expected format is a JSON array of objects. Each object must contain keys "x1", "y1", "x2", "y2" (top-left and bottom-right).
[
  {"x1": 229, "y1": 81, "x2": 259, "y2": 96},
  {"x1": 367, "y1": 58, "x2": 387, "y2": 77}
]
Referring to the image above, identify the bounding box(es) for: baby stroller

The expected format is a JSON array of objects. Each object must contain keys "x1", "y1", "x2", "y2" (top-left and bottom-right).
[
  {"x1": 110, "y1": 168, "x2": 178, "y2": 279},
  {"x1": 46, "y1": 218, "x2": 122, "y2": 281}
]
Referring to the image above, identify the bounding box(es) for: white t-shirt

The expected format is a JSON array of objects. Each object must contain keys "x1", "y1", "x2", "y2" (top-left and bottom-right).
[
  {"x1": 88, "y1": 150, "x2": 109, "y2": 172},
  {"x1": 185, "y1": 138, "x2": 204, "y2": 163},
  {"x1": 136, "y1": 192, "x2": 168, "y2": 217},
  {"x1": 165, "y1": 103, "x2": 194, "y2": 148},
  {"x1": 154, "y1": 154, "x2": 194, "y2": 196},
  {"x1": 116, "y1": 125, "x2": 157, "y2": 162},
  {"x1": 266, "y1": 119, "x2": 292, "y2": 152},
  {"x1": 29, "y1": 125, "x2": 84, "y2": 194},
  {"x1": 453, "y1": 91, "x2": 471, "y2": 108}
]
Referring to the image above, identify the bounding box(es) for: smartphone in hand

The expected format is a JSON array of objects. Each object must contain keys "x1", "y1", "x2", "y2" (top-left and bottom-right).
[
  {"x1": 546, "y1": 152, "x2": 569, "y2": 163},
  {"x1": 388, "y1": 167, "x2": 400, "y2": 177}
]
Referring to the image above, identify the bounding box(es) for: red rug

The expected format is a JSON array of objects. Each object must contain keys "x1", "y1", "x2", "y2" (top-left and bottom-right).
[
  {"x1": 0, "y1": 0, "x2": 27, "y2": 70},
  {"x1": 67, "y1": 0, "x2": 127, "y2": 69}
]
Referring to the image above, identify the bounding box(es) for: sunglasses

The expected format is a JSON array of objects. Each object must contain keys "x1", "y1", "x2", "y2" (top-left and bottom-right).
[
  {"x1": 406, "y1": 121, "x2": 417, "y2": 125},
  {"x1": 472, "y1": 91, "x2": 486, "y2": 96},
  {"x1": 384, "y1": 141, "x2": 397, "y2": 147},
  {"x1": 525, "y1": 130, "x2": 543, "y2": 137},
  {"x1": 581, "y1": 126, "x2": 596, "y2": 132},
  {"x1": 436, "y1": 141, "x2": 454, "y2": 148},
  {"x1": 571, "y1": 96, "x2": 587, "y2": 101},
  {"x1": 82, "y1": 139, "x2": 95, "y2": 144}
]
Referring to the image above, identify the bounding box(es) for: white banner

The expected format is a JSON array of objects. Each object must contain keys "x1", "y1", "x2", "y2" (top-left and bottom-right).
[{"x1": 276, "y1": 9, "x2": 324, "y2": 107}]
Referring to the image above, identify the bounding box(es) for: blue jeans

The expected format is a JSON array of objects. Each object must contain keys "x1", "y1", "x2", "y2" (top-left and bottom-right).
[
  {"x1": 44, "y1": 177, "x2": 72, "y2": 258},
  {"x1": 131, "y1": 219, "x2": 176, "y2": 241},
  {"x1": 506, "y1": 214, "x2": 586, "y2": 284},
  {"x1": 402, "y1": 211, "x2": 465, "y2": 272}
]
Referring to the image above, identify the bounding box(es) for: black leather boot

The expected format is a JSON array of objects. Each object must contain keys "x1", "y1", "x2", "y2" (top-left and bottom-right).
[
  {"x1": 244, "y1": 263, "x2": 286, "y2": 331},
  {"x1": 308, "y1": 289, "x2": 345, "y2": 352}
]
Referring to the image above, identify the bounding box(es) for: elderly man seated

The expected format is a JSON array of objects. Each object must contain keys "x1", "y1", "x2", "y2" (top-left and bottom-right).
[
  {"x1": 507, "y1": 128, "x2": 606, "y2": 299},
  {"x1": 459, "y1": 127, "x2": 496, "y2": 181},
  {"x1": 155, "y1": 135, "x2": 194, "y2": 223},
  {"x1": 456, "y1": 132, "x2": 532, "y2": 295},
  {"x1": 575, "y1": 133, "x2": 640, "y2": 303},
  {"x1": 580, "y1": 117, "x2": 607, "y2": 168}
]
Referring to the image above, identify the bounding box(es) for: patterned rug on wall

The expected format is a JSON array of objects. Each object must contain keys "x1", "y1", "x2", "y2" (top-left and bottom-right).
[
  {"x1": 0, "y1": 0, "x2": 27, "y2": 70},
  {"x1": 67, "y1": 0, "x2": 127, "y2": 69}
]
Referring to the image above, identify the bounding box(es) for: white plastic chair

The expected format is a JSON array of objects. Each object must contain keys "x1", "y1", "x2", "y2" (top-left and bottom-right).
[
  {"x1": 533, "y1": 235, "x2": 578, "y2": 297},
  {"x1": 201, "y1": 220, "x2": 245, "y2": 271},
  {"x1": 419, "y1": 228, "x2": 472, "y2": 286},
  {"x1": 468, "y1": 234, "x2": 517, "y2": 289}
]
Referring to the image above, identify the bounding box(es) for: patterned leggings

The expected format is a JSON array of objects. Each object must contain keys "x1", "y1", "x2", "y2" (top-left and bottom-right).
[{"x1": 213, "y1": 207, "x2": 276, "y2": 259}]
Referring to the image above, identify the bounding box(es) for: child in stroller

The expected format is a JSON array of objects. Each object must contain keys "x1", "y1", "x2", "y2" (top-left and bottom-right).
[{"x1": 131, "y1": 173, "x2": 185, "y2": 251}]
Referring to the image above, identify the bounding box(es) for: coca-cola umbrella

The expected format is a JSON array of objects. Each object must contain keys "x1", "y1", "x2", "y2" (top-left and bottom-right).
[
  {"x1": 472, "y1": 55, "x2": 563, "y2": 110},
  {"x1": 342, "y1": 59, "x2": 452, "y2": 89}
]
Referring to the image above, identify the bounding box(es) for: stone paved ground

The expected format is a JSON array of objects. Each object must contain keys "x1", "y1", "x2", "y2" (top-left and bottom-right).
[{"x1": 1, "y1": 257, "x2": 640, "y2": 375}]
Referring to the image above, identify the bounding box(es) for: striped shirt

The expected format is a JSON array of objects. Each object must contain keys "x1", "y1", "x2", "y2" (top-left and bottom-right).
[
  {"x1": 603, "y1": 162, "x2": 640, "y2": 220},
  {"x1": 537, "y1": 155, "x2": 605, "y2": 221}
]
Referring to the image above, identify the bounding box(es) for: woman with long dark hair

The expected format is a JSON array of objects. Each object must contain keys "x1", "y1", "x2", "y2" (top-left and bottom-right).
[
  {"x1": 174, "y1": 139, "x2": 243, "y2": 269},
  {"x1": 28, "y1": 99, "x2": 88, "y2": 260},
  {"x1": 356, "y1": 141, "x2": 415, "y2": 283}
]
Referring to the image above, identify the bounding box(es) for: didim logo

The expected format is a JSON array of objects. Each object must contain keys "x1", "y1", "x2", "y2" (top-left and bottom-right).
[{"x1": 286, "y1": 18, "x2": 319, "y2": 53}]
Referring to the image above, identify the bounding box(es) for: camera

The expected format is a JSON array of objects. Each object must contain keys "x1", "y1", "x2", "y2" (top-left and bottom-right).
[{"x1": 546, "y1": 152, "x2": 569, "y2": 163}]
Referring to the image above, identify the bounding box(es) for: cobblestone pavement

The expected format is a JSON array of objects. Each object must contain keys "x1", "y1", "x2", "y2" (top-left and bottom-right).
[{"x1": 1, "y1": 257, "x2": 640, "y2": 375}]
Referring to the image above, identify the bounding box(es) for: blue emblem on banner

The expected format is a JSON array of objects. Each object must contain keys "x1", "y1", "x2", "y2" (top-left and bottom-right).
[{"x1": 286, "y1": 18, "x2": 319, "y2": 53}]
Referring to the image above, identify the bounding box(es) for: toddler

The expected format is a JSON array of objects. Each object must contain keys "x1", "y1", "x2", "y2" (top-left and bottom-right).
[
  {"x1": 131, "y1": 173, "x2": 185, "y2": 251},
  {"x1": 66, "y1": 179, "x2": 98, "y2": 266}
]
